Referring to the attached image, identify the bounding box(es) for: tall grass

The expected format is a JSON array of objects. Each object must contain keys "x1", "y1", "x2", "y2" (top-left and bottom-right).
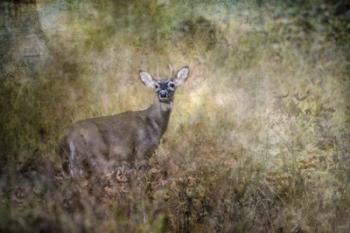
[{"x1": 0, "y1": 0, "x2": 349, "y2": 232}]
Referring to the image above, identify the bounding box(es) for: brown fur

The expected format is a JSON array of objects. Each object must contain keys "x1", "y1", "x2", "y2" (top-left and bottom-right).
[{"x1": 59, "y1": 67, "x2": 189, "y2": 177}]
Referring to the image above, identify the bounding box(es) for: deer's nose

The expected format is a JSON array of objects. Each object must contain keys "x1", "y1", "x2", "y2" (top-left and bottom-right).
[{"x1": 159, "y1": 90, "x2": 168, "y2": 98}]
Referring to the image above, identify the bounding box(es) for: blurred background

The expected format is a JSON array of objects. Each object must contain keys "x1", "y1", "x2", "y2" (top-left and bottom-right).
[{"x1": 0, "y1": 0, "x2": 349, "y2": 232}]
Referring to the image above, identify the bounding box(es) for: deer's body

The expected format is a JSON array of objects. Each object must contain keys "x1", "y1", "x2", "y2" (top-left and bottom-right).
[{"x1": 59, "y1": 66, "x2": 189, "y2": 177}]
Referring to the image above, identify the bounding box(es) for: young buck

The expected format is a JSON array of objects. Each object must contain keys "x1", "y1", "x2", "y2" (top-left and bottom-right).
[{"x1": 59, "y1": 66, "x2": 190, "y2": 177}]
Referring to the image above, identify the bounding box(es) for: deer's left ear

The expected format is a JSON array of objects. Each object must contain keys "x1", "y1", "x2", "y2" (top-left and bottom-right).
[
  {"x1": 139, "y1": 71, "x2": 156, "y2": 88},
  {"x1": 174, "y1": 66, "x2": 190, "y2": 87}
]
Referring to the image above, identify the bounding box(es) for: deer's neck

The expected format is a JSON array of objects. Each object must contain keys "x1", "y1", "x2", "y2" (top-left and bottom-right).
[{"x1": 146, "y1": 99, "x2": 173, "y2": 136}]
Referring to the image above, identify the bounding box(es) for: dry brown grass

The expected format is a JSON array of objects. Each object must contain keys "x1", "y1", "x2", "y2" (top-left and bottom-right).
[{"x1": 0, "y1": 0, "x2": 349, "y2": 232}]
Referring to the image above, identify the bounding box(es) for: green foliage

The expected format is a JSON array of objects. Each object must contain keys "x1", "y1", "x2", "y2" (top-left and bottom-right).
[{"x1": 0, "y1": 0, "x2": 349, "y2": 232}]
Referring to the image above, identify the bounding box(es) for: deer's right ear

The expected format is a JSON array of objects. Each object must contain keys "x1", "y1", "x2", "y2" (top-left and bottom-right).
[
  {"x1": 174, "y1": 66, "x2": 190, "y2": 87},
  {"x1": 139, "y1": 71, "x2": 155, "y2": 88}
]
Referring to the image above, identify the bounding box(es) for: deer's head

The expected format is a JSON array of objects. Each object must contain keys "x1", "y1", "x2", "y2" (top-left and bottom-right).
[{"x1": 139, "y1": 66, "x2": 190, "y2": 103}]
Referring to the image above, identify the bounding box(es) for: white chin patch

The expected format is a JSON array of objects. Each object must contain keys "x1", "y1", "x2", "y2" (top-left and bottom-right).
[
  {"x1": 159, "y1": 97, "x2": 169, "y2": 102},
  {"x1": 160, "y1": 101, "x2": 173, "y2": 111}
]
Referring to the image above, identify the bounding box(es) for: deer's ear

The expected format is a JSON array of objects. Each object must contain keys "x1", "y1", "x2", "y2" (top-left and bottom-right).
[
  {"x1": 174, "y1": 66, "x2": 190, "y2": 87},
  {"x1": 139, "y1": 71, "x2": 155, "y2": 88}
]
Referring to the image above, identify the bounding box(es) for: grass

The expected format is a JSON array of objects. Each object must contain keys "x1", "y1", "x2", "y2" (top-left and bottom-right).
[{"x1": 0, "y1": 0, "x2": 349, "y2": 232}]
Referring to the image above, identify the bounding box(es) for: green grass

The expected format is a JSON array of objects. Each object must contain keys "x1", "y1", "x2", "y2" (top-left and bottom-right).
[{"x1": 0, "y1": 0, "x2": 349, "y2": 232}]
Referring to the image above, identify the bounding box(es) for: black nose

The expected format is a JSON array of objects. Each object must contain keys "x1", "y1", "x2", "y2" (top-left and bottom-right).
[{"x1": 159, "y1": 90, "x2": 168, "y2": 98}]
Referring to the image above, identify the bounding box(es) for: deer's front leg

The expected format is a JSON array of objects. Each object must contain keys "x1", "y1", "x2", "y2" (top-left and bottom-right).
[{"x1": 134, "y1": 146, "x2": 155, "y2": 170}]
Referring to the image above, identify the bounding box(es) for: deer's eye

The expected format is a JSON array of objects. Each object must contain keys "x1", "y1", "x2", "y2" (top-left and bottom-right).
[
  {"x1": 154, "y1": 84, "x2": 160, "y2": 89},
  {"x1": 168, "y1": 83, "x2": 175, "y2": 89}
]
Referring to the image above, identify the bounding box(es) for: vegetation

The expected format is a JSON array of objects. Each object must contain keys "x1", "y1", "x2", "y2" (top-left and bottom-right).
[{"x1": 0, "y1": 0, "x2": 349, "y2": 232}]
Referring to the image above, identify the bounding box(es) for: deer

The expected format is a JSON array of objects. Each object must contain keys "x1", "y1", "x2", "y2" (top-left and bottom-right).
[{"x1": 59, "y1": 66, "x2": 190, "y2": 178}]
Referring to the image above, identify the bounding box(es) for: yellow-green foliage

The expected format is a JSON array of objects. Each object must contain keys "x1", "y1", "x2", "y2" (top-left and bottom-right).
[{"x1": 0, "y1": 0, "x2": 349, "y2": 232}]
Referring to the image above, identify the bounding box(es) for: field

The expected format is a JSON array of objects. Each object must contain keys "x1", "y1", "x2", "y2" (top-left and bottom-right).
[{"x1": 0, "y1": 0, "x2": 349, "y2": 232}]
